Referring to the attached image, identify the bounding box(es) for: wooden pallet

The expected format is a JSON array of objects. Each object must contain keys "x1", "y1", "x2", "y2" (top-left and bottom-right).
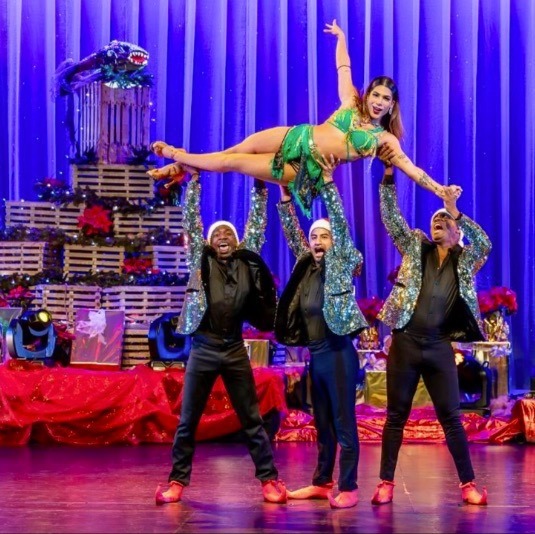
[
  {"x1": 77, "y1": 83, "x2": 151, "y2": 165},
  {"x1": 5, "y1": 201, "x2": 184, "y2": 238},
  {"x1": 113, "y1": 206, "x2": 184, "y2": 236},
  {"x1": 5, "y1": 202, "x2": 84, "y2": 233},
  {"x1": 34, "y1": 284, "x2": 102, "y2": 323},
  {"x1": 146, "y1": 245, "x2": 188, "y2": 275},
  {"x1": 63, "y1": 245, "x2": 126, "y2": 275},
  {"x1": 72, "y1": 164, "x2": 154, "y2": 199},
  {"x1": 121, "y1": 325, "x2": 151, "y2": 369},
  {"x1": 101, "y1": 285, "x2": 186, "y2": 324},
  {"x1": 0, "y1": 241, "x2": 56, "y2": 275}
]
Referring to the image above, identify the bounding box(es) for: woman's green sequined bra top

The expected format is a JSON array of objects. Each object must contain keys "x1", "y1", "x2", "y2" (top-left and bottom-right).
[{"x1": 327, "y1": 107, "x2": 384, "y2": 160}]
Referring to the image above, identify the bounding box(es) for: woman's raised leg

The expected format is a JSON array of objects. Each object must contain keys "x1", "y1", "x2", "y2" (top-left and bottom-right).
[
  {"x1": 223, "y1": 127, "x2": 290, "y2": 154},
  {"x1": 149, "y1": 151, "x2": 296, "y2": 186}
]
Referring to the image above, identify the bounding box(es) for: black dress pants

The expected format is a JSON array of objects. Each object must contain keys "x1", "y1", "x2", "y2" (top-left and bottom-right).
[
  {"x1": 379, "y1": 330, "x2": 475, "y2": 484},
  {"x1": 309, "y1": 335, "x2": 359, "y2": 491},
  {"x1": 169, "y1": 336, "x2": 278, "y2": 485}
]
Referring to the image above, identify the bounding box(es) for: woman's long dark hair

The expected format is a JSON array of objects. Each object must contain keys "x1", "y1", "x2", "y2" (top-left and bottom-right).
[{"x1": 359, "y1": 76, "x2": 404, "y2": 140}]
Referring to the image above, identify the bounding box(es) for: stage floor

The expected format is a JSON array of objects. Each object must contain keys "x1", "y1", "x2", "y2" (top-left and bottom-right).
[{"x1": 0, "y1": 441, "x2": 533, "y2": 533}]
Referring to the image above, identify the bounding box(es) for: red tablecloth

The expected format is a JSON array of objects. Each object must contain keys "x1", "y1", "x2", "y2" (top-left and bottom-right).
[
  {"x1": 0, "y1": 360, "x2": 287, "y2": 446},
  {"x1": 1, "y1": 360, "x2": 530, "y2": 446}
]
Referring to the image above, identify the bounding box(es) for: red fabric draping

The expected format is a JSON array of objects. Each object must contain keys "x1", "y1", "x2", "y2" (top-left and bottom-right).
[
  {"x1": 487, "y1": 398, "x2": 535, "y2": 444},
  {"x1": 0, "y1": 360, "x2": 287, "y2": 446},
  {"x1": 0, "y1": 360, "x2": 530, "y2": 446},
  {"x1": 275, "y1": 405, "x2": 512, "y2": 444}
]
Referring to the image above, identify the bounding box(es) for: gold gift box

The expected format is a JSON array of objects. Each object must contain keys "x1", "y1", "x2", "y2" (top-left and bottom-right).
[
  {"x1": 244, "y1": 339, "x2": 272, "y2": 368},
  {"x1": 364, "y1": 370, "x2": 432, "y2": 408}
]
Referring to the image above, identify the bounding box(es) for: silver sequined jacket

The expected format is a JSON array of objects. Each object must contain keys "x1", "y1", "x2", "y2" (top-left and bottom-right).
[
  {"x1": 275, "y1": 182, "x2": 368, "y2": 345},
  {"x1": 176, "y1": 179, "x2": 276, "y2": 335},
  {"x1": 378, "y1": 184, "x2": 492, "y2": 341}
]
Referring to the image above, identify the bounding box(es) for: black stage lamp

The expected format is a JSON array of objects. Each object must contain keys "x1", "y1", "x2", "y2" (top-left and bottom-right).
[
  {"x1": 148, "y1": 313, "x2": 191, "y2": 370},
  {"x1": 456, "y1": 353, "x2": 494, "y2": 416},
  {"x1": 6, "y1": 308, "x2": 57, "y2": 361}
]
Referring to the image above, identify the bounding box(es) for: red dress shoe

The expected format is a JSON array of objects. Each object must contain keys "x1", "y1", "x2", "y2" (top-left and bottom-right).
[
  {"x1": 371, "y1": 480, "x2": 395, "y2": 505},
  {"x1": 460, "y1": 481, "x2": 488, "y2": 505},
  {"x1": 148, "y1": 163, "x2": 187, "y2": 188},
  {"x1": 287, "y1": 482, "x2": 333, "y2": 500},
  {"x1": 328, "y1": 489, "x2": 358, "y2": 509},
  {"x1": 155, "y1": 481, "x2": 184, "y2": 505},
  {"x1": 262, "y1": 480, "x2": 287, "y2": 504}
]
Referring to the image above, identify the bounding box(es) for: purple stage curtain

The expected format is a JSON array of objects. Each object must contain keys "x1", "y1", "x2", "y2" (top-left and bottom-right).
[{"x1": 0, "y1": 0, "x2": 533, "y2": 388}]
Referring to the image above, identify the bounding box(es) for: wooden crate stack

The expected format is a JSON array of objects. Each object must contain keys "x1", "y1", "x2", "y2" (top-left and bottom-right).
[
  {"x1": 5, "y1": 202, "x2": 84, "y2": 234},
  {"x1": 0, "y1": 242, "x2": 56, "y2": 275},
  {"x1": 121, "y1": 324, "x2": 151, "y2": 369},
  {"x1": 101, "y1": 285, "x2": 186, "y2": 324},
  {"x1": 1, "y1": 81, "x2": 190, "y2": 370},
  {"x1": 34, "y1": 285, "x2": 102, "y2": 323},
  {"x1": 146, "y1": 245, "x2": 188, "y2": 275},
  {"x1": 77, "y1": 83, "x2": 150, "y2": 165},
  {"x1": 72, "y1": 164, "x2": 154, "y2": 199},
  {"x1": 113, "y1": 206, "x2": 184, "y2": 236},
  {"x1": 63, "y1": 245, "x2": 126, "y2": 275}
]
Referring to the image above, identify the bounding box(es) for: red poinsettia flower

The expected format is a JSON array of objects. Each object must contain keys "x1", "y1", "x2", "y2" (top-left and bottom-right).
[
  {"x1": 4, "y1": 286, "x2": 35, "y2": 308},
  {"x1": 122, "y1": 257, "x2": 154, "y2": 274},
  {"x1": 0, "y1": 295, "x2": 8, "y2": 307},
  {"x1": 53, "y1": 322, "x2": 76, "y2": 341},
  {"x1": 477, "y1": 286, "x2": 518, "y2": 316},
  {"x1": 77, "y1": 205, "x2": 113, "y2": 236},
  {"x1": 7, "y1": 286, "x2": 35, "y2": 301},
  {"x1": 357, "y1": 296, "x2": 385, "y2": 324}
]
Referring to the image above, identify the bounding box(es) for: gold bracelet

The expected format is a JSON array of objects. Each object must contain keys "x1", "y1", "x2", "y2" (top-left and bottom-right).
[{"x1": 337, "y1": 64, "x2": 351, "y2": 71}]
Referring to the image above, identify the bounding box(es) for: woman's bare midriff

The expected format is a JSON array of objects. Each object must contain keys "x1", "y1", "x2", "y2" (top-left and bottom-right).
[{"x1": 313, "y1": 122, "x2": 359, "y2": 161}]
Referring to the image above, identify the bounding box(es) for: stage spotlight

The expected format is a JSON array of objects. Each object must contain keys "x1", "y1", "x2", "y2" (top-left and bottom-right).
[
  {"x1": 456, "y1": 352, "x2": 494, "y2": 416},
  {"x1": 148, "y1": 313, "x2": 191, "y2": 370},
  {"x1": 6, "y1": 308, "x2": 57, "y2": 361}
]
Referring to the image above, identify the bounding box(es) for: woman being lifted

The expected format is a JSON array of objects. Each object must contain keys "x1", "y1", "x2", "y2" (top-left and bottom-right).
[{"x1": 149, "y1": 20, "x2": 461, "y2": 217}]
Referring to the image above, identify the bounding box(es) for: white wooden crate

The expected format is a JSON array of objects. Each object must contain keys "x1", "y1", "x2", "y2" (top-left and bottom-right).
[
  {"x1": 34, "y1": 284, "x2": 101, "y2": 323},
  {"x1": 121, "y1": 325, "x2": 151, "y2": 369},
  {"x1": 63, "y1": 245, "x2": 126, "y2": 275},
  {"x1": 101, "y1": 285, "x2": 186, "y2": 323},
  {"x1": 77, "y1": 83, "x2": 151, "y2": 165},
  {"x1": 113, "y1": 206, "x2": 184, "y2": 236},
  {"x1": 72, "y1": 164, "x2": 154, "y2": 199},
  {"x1": 146, "y1": 245, "x2": 188, "y2": 275},
  {"x1": 6, "y1": 201, "x2": 184, "y2": 238},
  {"x1": 5, "y1": 202, "x2": 84, "y2": 233},
  {"x1": 0, "y1": 241, "x2": 56, "y2": 275}
]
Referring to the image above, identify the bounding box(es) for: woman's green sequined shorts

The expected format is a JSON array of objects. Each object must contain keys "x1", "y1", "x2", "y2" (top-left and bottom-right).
[{"x1": 271, "y1": 124, "x2": 324, "y2": 218}]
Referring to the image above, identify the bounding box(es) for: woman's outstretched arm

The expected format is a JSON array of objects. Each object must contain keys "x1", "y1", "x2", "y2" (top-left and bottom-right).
[
  {"x1": 379, "y1": 136, "x2": 449, "y2": 198},
  {"x1": 324, "y1": 20, "x2": 358, "y2": 107}
]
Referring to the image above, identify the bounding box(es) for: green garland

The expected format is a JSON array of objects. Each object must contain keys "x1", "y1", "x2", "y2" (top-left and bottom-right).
[
  {"x1": 0, "y1": 269, "x2": 188, "y2": 292},
  {"x1": 0, "y1": 226, "x2": 184, "y2": 252}
]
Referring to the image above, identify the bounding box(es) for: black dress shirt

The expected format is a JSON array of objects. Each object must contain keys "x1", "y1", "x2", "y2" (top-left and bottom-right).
[
  {"x1": 198, "y1": 256, "x2": 251, "y2": 342},
  {"x1": 405, "y1": 247, "x2": 459, "y2": 338},
  {"x1": 299, "y1": 260, "x2": 328, "y2": 342}
]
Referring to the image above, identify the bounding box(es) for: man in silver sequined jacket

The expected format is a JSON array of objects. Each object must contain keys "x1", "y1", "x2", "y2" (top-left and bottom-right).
[
  {"x1": 275, "y1": 159, "x2": 367, "y2": 509},
  {"x1": 371, "y1": 162, "x2": 491, "y2": 507},
  {"x1": 155, "y1": 169, "x2": 286, "y2": 506}
]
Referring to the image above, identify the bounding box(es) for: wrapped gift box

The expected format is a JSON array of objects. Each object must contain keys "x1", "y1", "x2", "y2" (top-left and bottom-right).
[
  {"x1": 365, "y1": 370, "x2": 432, "y2": 408},
  {"x1": 244, "y1": 339, "x2": 277, "y2": 368},
  {"x1": 70, "y1": 309, "x2": 125, "y2": 370}
]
